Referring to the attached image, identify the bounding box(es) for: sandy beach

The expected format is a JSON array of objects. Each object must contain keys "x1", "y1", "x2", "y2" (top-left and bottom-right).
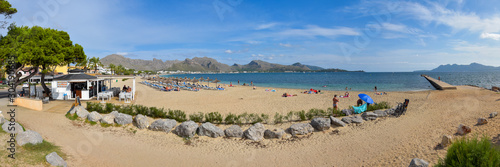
[{"x1": 1, "y1": 78, "x2": 499, "y2": 166}]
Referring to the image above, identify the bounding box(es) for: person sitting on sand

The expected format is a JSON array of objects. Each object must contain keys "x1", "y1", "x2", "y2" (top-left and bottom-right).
[
  {"x1": 344, "y1": 92, "x2": 349, "y2": 97},
  {"x1": 230, "y1": 82, "x2": 233, "y2": 87},
  {"x1": 253, "y1": 86, "x2": 256, "y2": 90},
  {"x1": 357, "y1": 98, "x2": 363, "y2": 106}
]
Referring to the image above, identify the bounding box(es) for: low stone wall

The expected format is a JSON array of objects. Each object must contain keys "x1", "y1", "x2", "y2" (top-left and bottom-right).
[{"x1": 14, "y1": 98, "x2": 43, "y2": 111}]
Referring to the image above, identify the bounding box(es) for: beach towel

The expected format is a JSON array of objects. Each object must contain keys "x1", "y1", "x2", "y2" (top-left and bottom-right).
[{"x1": 352, "y1": 103, "x2": 367, "y2": 114}]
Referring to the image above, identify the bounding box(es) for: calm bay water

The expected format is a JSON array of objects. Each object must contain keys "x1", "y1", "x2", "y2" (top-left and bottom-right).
[{"x1": 162, "y1": 72, "x2": 500, "y2": 92}]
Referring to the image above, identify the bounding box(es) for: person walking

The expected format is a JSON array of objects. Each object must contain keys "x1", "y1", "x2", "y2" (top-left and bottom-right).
[
  {"x1": 332, "y1": 95, "x2": 339, "y2": 110},
  {"x1": 238, "y1": 80, "x2": 240, "y2": 85}
]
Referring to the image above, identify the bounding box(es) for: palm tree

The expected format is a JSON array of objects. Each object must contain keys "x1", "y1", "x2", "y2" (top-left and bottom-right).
[
  {"x1": 109, "y1": 64, "x2": 115, "y2": 75},
  {"x1": 89, "y1": 57, "x2": 101, "y2": 74}
]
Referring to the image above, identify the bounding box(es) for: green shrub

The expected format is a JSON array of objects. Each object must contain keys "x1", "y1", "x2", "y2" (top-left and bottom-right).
[
  {"x1": 168, "y1": 109, "x2": 187, "y2": 122},
  {"x1": 119, "y1": 105, "x2": 134, "y2": 116},
  {"x1": 150, "y1": 107, "x2": 166, "y2": 118},
  {"x1": 100, "y1": 122, "x2": 112, "y2": 127},
  {"x1": 205, "y1": 112, "x2": 223, "y2": 124},
  {"x1": 273, "y1": 113, "x2": 284, "y2": 124},
  {"x1": 329, "y1": 107, "x2": 345, "y2": 117},
  {"x1": 435, "y1": 135, "x2": 500, "y2": 167},
  {"x1": 367, "y1": 101, "x2": 390, "y2": 111},
  {"x1": 65, "y1": 113, "x2": 78, "y2": 121},
  {"x1": 224, "y1": 113, "x2": 238, "y2": 124},
  {"x1": 134, "y1": 105, "x2": 150, "y2": 116},
  {"x1": 247, "y1": 113, "x2": 263, "y2": 124},
  {"x1": 261, "y1": 114, "x2": 269, "y2": 124},
  {"x1": 284, "y1": 111, "x2": 294, "y2": 122},
  {"x1": 306, "y1": 109, "x2": 323, "y2": 120},
  {"x1": 294, "y1": 110, "x2": 306, "y2": 121},
  {"x1": 189, "y1": 112, "x2": 204, "y2": 123},
  {"x1": 113, "y1": 104, "x2": 122, "y2": 112},
  {"x1": 239, "y1": 112, "x2": 249, "y2": 124},
  {"x1": 104, "y1": 103, "x2": 114, "y2": 113}
]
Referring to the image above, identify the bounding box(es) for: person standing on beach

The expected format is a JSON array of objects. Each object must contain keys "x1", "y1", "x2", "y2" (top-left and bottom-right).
[
  {"x1": 238, "y1": 80, "x2": 240, "y2": 85},
  {"x1": 438, "y1": 77, "x2": 440, "y2": 81},
  {"x1": 251, "y1": 81, "x2": 253, "y2": 86},
  {"x1": 374, "y1": 86, "x2": 377, "y2": 92},
  {"x1": 332, "y1": 95, "x2": 339, "y2": 110}
]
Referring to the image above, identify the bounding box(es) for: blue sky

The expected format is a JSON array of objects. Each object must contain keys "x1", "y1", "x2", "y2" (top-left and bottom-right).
[{"x1": 3, "y1": 0, "x2": 500, "y2": 72}]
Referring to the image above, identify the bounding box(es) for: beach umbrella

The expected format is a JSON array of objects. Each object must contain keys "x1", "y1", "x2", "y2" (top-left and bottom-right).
[
  {"x1": 212, "y1": 78, "x2": 221, "y2": 86},
  {"x1": 199, "y1": 77, "x2": 205, "y2": 82},
  {"x1": 358, "y1": 94, "x2": 374, "y2": 104},
  {"x1": 206, "y1": 77, "x2": 213, "y2": 87},
  {"x1": 191, "y1": 78, "x2": 199, "y2": 84}
]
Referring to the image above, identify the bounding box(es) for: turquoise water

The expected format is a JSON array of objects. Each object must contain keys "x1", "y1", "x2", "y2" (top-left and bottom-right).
[{"x1": 162, "y1": 72, "x2": 500, "y2": 92}]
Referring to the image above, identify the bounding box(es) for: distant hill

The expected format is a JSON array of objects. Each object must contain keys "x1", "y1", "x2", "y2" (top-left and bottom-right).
[
  {"x1": 101, "y1": 54, "x2": 179, "y2": 71},
  {"x1": 415, "y1": 63, "x2": 500, "y2": 72},
  {"x1": 100, "y1": 54, "x2": 356, "y2": 72}
]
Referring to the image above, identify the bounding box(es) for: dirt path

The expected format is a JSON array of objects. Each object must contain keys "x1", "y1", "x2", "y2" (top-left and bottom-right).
[{"x1": 1, "y1": 86, "x2": 499, "y2": 166}]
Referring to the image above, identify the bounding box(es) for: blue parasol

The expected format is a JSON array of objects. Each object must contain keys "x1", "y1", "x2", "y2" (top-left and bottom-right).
[{"x1": 358, "y1": 94, "x2": 374, "y2": 104}]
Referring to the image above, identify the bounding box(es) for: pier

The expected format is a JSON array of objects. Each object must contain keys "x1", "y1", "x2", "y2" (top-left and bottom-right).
[{"x1": 421, "y1": 75, "x2": 457, "y2": 90}]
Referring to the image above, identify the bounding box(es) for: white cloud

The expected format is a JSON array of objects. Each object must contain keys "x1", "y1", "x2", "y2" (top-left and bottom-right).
[
  {"x1": 480, "y1": 32, "x2": 500, "y2": 40},
  {"x1": 255, "y1": 22, "x2": 279, "y2": 30},
  {"x1": 279, "y1": 43, "x2": 292, "y2": 47},
  {"x1": 224, "y1": 50, "x2": 233, "y2": 54},
  {"x1": 278, "y1": 25, "x2": 360, "y2": 38}
]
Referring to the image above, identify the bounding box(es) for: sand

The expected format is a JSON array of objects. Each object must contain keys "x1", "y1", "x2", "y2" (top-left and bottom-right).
[{"x1": 0, "y1": 78, "x2": 499, "y2": 167}]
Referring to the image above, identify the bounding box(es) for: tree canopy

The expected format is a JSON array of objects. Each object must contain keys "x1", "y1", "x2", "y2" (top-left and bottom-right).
[
  {"x1": 0, "y1": 25, "x2": 86, "y2": 94},
  {"x1": 0, "y1": 0, "x2": 17, "y2": 28}
]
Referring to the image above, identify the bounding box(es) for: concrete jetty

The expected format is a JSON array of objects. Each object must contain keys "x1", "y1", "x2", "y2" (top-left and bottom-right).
[{"x1": 421, "y1": 75, "x2": 457, "y2": 90}]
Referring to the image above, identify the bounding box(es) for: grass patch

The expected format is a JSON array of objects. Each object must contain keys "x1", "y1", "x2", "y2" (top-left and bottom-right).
[
  {"x1": 435, "y1": 135, "x2": 500, "y2": 167},
  {"x1": 65, "y1": 113, "x2": 78, "y2": 121},
  {"x1": 0, "y1": 140, "x2": 68, "y2": 166},
  {"x1": 367, "y1": 101, "x2": 391, "y2": 111},
  {"x1": 100, "y1": 122, "x2": 112, "y2": 127},
  {"x1": 85, "y1": 119, "x2": 98, "y2": 126},
  {"x1": 0, "y1": 126, "x2": 6, "y2": 134}
]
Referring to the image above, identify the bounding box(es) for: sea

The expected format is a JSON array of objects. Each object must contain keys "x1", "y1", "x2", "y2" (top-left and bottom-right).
[{"x1": 161, "y1": 72, "x2": 500, "y2": 92}]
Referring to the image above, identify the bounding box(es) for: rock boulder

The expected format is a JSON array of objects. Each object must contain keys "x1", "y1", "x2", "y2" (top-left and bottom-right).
[
  {"x1": 330, "y1": 116, "x2": 346, "y2": 127},
  {"x1": 2, "y1": 122, "x2": 24, "y2": 134},
  {"x1": 310, "y1": 118, "x2": 331, "y2": 131},
  {"x1": 224, "y1": 125, "x2": 243, "y2": 138},
  {"x1": 374, "y1": 110, "x2": 388, "y2": 117},
  {"x1": 174, "y1": 121, "x2": 199, "y2": 138},
  {"x1": 149, "y1": 119, "x2": 177, "y2": 133},
  {"x1": 17, "y1": 130, "x2": 43, "y2": 146},
  {"x1": 46, "y1": 152, "x2": 67, "y2": 167},
  {"x1": 100, "y1": 114, "x2": 115, "y2": 124},
  {"x1": 477, "y1": 117, "x2": 488, "y2": 125},
  {"x1": 287, "y1": 123, "x2": 314, "y2": 136},
  {"x1": 441, "y1": 135, "x2": 452, "y2": 147},
  {"x1": 114, "y1": 113, "x2": 133, "y2": 125},
  {"x1": 361, "y1": 112, "x2": 378, "y2": 121},
  {"x1": 264, "y1": 128, "x2": 285, "y2": 139},
  {"x1": 75, "y1": 107, "x2": 89, "y2": 118},
  {"x1": 457, "y1": 124, "x2": 471, "y2": 135},
  {"x1": 490, "y1": 112, "x2": 498, "y2": 118},
  {"x1": 408, "y1": 158, "x2": 429, "y2": 167},
  {"x1": 87, "y1": 111, "x2": 102, "y2": 122},
  {"x1": 243, "y1": 123, "x2": 266, "y2": 141},
  {"x1": 134, "y1": 114, "x2": 150, "y2": 129},
  {"x1": 197, "y1": 122, "x2": 224, "y2": 138}
]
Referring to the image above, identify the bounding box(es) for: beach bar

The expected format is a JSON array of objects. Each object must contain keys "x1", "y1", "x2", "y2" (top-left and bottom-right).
[{"x1": 51, "y1": 70, "x2": 104, "y2": 100}]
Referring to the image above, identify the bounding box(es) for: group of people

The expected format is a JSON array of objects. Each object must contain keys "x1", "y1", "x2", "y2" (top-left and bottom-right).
[
  {"x1": 303, "y1": 88, "x2": 320, "y2": 94},
  {"x1": 122, "y1": 85, "x2": 132, "y2": 92}
]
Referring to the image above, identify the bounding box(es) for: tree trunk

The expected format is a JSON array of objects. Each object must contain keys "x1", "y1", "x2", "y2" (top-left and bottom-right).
[
  {"x1": 13, "y1": 66, "x2": 39, "y2": 93},
  {"x1": 40, "y1": 65, "x2": 52, "y2": 99}
]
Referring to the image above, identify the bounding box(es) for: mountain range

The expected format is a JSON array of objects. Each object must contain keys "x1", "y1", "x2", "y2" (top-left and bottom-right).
[
  {"x1": 415, "y1": 63, "x2": 500, "y2": 72},
  {"x1": 100, "y1": 54, "x2": 358, "y2": 72}
]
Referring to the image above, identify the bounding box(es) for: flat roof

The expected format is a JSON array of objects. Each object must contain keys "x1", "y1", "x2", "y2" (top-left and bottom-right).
[
  {"x1": 95, "y1": 75, "x2": 136, "y2": 79},
  {"x1": 53, "y1": 74, "x2": 98, "y2": 80}
]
